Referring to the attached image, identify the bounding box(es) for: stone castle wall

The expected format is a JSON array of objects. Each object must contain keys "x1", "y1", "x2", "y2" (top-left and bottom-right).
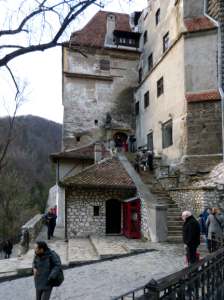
[
  {"x1": 186, "y1": 101, "x2": 222, "y2": 156},
  {"x1": 170, "y1": 187, "x2": 222, "y2": 216}
]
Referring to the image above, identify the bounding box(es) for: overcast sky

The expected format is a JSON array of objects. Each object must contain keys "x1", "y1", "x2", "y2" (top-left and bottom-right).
[{"x1": 0, "y1": 0, "x2": 147, "y2": 124}]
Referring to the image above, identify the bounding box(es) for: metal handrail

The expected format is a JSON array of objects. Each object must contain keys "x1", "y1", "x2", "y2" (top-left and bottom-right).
[{"x1": 113, "y1": 244, "x2": 224, "y2": 300}]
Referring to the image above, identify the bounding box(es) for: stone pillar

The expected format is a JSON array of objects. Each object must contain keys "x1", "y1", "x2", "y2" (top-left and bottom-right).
[{"x1": 149, "y1": 204, "x2": 168, "y2": 242}]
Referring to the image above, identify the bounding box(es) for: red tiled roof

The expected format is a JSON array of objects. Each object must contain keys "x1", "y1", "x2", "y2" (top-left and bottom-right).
[
  {"x1": 70, "y1": 11, "x2": 131, "y2": 48},
  {"x1": 61, "y1": 158, "x2": 136, "y2": 190},
  {"x1": 186, "y1": 90, "x2": 221, "y2": 103},
  {"x1": 184, "y1": 17, "x2": 217, "y2": 33},
  {"x1": 50, "y1": 143, "x2": 110, "y2": 161}
]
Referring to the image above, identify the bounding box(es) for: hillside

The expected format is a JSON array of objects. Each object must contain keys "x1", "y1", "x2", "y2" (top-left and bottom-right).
[{"x1": 0, "y1": 115, "x2": 62, "y2": 239}]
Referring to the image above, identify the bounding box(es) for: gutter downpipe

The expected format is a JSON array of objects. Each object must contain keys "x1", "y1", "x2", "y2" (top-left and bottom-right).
[{"x1": 204, "y1": 0, "x2": 224, "y2": 161}]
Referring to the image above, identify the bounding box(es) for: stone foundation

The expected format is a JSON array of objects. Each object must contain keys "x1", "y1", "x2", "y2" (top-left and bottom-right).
[{"x1": 66, "y1": 187, "x2": 135, "y2": 238}]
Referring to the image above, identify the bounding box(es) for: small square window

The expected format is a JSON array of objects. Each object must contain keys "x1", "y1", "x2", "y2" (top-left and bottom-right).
[
  {"x1": 162, "y1": 120, "x2": 173, "y2": 148},
  {"x1": 143, "y1": 31, "x2": 148, "y2": 44},
  {"x1": 163, "y1": 32, "x2": 169, "y2": 52},
  {"x1": 76, "y1": 136, "x2": 81, "y2": 142},
  {"x1": 94, "y1": 120, "x2": 98, "y2": 125},
  {"x1": 148, "y1": 53, "x2": 153, "y2": 72},
  {"x1": 157, "y1": 77, "x2": 164, "y2": 97},
  {"x1": 144, "y1": 91, "x2": 149, "y2": 108},
  {"x1": 135, "y1": 102, "x2": 140, "y2": 116},
  {"x1": 93, "y1": 206, "x2": 100, "y2": 216},
  {"x1": 156, "y1": 9, "x2": 160, "y2": 25},
  {"x1": 100, "y1": 59, "x2": 110, "y2": 70}
]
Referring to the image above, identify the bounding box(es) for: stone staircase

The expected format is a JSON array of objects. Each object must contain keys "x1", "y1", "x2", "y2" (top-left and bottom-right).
[{"x1": 138, "y1": 171, "x2": 183, "y2": 242}]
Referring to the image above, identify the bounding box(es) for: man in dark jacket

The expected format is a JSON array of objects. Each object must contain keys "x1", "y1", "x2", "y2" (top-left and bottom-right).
[
  {"x1": 182, "y1": 211, "x2": 200, "y2": 265},
  {"x1": 33, "y1": 241, "x2": 62, "y2": 300},
  {"x1": 44, "y1": 209, "x2": 57, "y2": 240}
]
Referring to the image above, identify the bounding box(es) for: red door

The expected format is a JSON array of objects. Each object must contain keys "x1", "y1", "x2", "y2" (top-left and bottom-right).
[{"x1": 123, "y1": 199, "x2": 141, "y2": 239}]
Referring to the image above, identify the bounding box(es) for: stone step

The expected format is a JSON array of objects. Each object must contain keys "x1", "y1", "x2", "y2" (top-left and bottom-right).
[
  {"x1": 167, "y1": 204, "x2": 179, "y2": 208},
  {"x1": 68, "y1": 238, "x2": 99, "y2": 264},
  {"x1": 167, "y1": 217, "x2": 181, "y2": 222},
  {"x1": 167, "y1": 211, "x2": 181, "y2": 220},
  {"x1": 167, "y1": 207, "x2": 181, "y2": 215},
  {"x1": 167, "y1": 230, "x2": 183, "y2": 236},
  {"x1": 167, "y1": 221, "x2": 183, "y2": 226},
  {"x1": 168, "y1": 225, "x2": 183, "y2": 230},
  {"x1": 89, "y1": 236, "x2": 128, "y2": 259},
  {"x1": 167, "y1": 236, "x2": 182, "y2": 243}
]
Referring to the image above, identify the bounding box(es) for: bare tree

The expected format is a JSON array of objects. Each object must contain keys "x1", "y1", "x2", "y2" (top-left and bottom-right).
[{"x1": 0, "y1": 0, "x2": 104, "y2": 170}]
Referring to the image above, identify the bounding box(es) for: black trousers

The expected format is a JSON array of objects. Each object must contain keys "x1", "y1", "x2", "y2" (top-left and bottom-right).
[
  {"x1": 36, "y1": 288, "x2": 52, "y2": 300},
  {"x1": 186, "y1": 245, "x2": 198, "y2": 265}
]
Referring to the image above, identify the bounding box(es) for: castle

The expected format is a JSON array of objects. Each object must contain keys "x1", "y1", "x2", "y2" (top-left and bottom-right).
[{"x1": 50, "y1": 0, "x2": 224, "y2": 242}]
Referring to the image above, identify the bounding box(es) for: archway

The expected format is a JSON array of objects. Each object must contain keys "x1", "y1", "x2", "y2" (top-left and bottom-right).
[
  {"x1": 106, "y1": 199, "x2": 121, "y2": 234},
  {"x1": 113, "y1": 132, "x2": 128, "y2": 150}
]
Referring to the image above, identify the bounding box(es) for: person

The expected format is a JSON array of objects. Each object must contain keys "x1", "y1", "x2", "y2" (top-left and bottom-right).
[
  {"x1": 134, "y1": 150, "x2": 143, "y2": 173},
  {"x1": 198, "y1": 208, "x2": 210, "y2": 247},
  {"x1": 33, "y1": 241, "x2": 62, "y2": 300},
  {"x1": 44, "y1": 209, "x2": 57, "y2": 240},
  {"x1": 129, "y1": 135, "x2": 136, "y2": 153},
  {"x1": 141, "y1": 150, "x2": 148, "y2": 171},
  {"x1": 147, "y1": 150, "x2": 153, "y2": 171},
  {"x1": 19, "y1": 228, "x2": 30, "y2": 256},
  {"x1": 50, "y1": 208, "x2": 57, "y2": 238},
  {"x1": 114, "y1": 135, "x2": 123, "y2": 152},
  {"x1": 52, "y1": 206, "x2": 57, "y2": 217},
  {"x1": 2, "y1": 239, "x2": 13, "y2": 259},
  {"x1": 182, "y1": 211, "x2": 200, "y2": 265},
  {"x1": 206, "y1": 207, "x2": 224, "y2": 253}
]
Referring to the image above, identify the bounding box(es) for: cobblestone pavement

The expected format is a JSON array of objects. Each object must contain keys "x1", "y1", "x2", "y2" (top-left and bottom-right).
[{"x1": 0, "y1": 242, "x2": 186, "y2": 300}]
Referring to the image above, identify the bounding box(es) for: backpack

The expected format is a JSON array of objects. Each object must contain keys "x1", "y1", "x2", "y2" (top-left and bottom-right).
[
  {"x1": 50, "y1": 268, "x2": 64, "y2": 287},
  {"x1": 49, "y1": 251, "x2": 64, "y2": 287}
]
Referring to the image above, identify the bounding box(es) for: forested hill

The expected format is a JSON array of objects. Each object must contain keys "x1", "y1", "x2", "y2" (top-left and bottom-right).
[{"x1": 0, "y1": 115, "x2": 62, "y2": 239}]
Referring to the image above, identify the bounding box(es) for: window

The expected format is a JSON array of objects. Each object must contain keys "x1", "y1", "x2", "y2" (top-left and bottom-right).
[
  {"x1": 143, "y1": 31, "x2": 148, "y2": 44},
  {"x1": 157, "y1": 77, "x2": 164, "y2": 97},
  {"x1": 163, "y1": 32, "x2": 169, "y2": 52},
  {"x1": 144, "y1": 91, "x2": 149, "y2": 108},
  {"x1": 148, "y1": 53, "x2": 153, "y2": 72},
  {"x1": 94, "y1": 120, "x2": 98, "y2": 125},
  {"x1": 93, "y1": 206, "x2": 100, "y2": 216},
  {"x1": 76, "y1": 136, "x2": 81, "y2": 142},
  {"x1": 138, "y1": 68, "x2": 142, "y2": 83},
  {"x1": 147, "y1": 132, "x2": 153, "y2": 151},
  {"x1": 100, "y1": 59, "x2": 110, "y2": 70},
  {"x1": 162, "y1": 120, "x2": 173, "y2": 148},
  {"x1": 135, "y1": 102, "x2": 139, "y2": 115},
  {"x1": 156, "y1": 9, "x2": 160, "y2": 25}
]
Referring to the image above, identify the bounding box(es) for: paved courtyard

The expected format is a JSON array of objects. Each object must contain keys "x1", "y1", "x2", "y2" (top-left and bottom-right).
[{"x1": 0, "y1": 242, "x2": 186, "y2": 300}]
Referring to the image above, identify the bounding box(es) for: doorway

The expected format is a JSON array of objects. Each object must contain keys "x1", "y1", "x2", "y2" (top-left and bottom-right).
[{"x1": 106, "y1": 199, "x2": 121, "y2": 234}]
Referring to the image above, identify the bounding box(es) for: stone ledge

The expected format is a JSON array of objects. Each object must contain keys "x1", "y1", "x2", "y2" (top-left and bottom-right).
[{"x1": 169, "y1": 186, "x2": 215, "y2": 191}]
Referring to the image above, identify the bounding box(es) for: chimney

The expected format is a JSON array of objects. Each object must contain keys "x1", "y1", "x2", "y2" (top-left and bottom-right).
[
  {"x1": 94, "y1": 142, "x2": 103, "y2": 163},
  {"x1": 105, "y1": 13, "x2": 116, "y2": 45}
]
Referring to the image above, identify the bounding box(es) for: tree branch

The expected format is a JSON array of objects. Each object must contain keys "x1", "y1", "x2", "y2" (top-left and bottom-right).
[{"x1": 0, "y1": 1, "x2": 99, "y2": 67}]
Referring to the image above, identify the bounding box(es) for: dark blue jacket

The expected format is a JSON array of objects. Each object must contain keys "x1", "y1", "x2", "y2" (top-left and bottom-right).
[{"x1": 33, "y1": 249, "x2": 61, "y2": 290}]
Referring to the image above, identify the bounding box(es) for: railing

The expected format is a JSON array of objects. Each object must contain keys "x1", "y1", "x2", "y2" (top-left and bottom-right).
[{"x1": 113, "y1": 246, "x2": 224, "y2": 300}]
